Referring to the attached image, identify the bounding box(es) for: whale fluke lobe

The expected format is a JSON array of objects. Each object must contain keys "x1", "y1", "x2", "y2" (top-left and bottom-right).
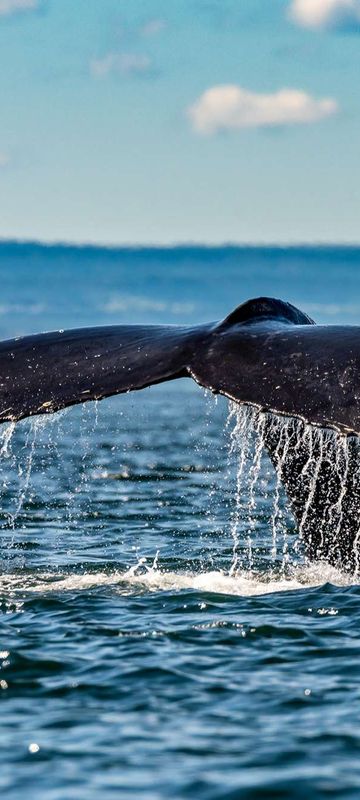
[
  {"x1": 0, "y1": 324, "x2": 200, "y2": 424},
  {"x1": 1, "y1": 296, "x2": 360, "y2": 568}
]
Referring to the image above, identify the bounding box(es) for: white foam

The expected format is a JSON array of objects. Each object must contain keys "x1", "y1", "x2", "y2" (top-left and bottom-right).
[{"x1": 0, "y1": 562, "x2": 355, "y2": 597}]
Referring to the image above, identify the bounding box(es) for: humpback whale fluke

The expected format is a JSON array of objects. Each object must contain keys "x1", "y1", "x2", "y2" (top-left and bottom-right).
[{"x1": 1, "y1": 296, "x2": 360, "y2": 569}]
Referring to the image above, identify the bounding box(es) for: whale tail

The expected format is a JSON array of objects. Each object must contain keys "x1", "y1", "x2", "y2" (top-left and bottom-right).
[
  {"x1": 1, "y1": 296, "x2": 360, "y2": 436},
  {"x1": 1, "y1": 296, "x2": 360, "y2": 567}
]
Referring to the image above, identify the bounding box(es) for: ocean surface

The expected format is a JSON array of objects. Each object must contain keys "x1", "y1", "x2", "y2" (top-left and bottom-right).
[{"x1": 1, "y1": 243, "x2": 360, "y2": 799}]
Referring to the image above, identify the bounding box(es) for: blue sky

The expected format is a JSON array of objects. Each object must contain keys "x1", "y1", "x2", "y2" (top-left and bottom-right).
[{"x1": 0, "y1": 0, "x2": 359, "y2": 244}]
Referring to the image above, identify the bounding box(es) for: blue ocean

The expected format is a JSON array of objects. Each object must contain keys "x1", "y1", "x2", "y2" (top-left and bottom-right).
[{"x1": 1, "y1": 242, "x2": 360, "y2": 799}]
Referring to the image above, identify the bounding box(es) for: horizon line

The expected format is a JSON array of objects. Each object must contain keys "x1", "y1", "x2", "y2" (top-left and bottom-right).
[{"x1": 1, "y1": 237, "x2": 360, "y2": 251}]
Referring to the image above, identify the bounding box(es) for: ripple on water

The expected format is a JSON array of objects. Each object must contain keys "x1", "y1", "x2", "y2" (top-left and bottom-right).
[{"x1": 0, "y1": 392, "x2": 360, "y2": 799}]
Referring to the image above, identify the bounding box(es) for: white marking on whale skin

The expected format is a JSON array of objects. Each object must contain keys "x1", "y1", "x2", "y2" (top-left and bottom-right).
[
  {"x1": 352, "y1": 523, "x2": 360, "y2": 578},
  {"x1": 0, "y1": 407, "x2": 12, "y2": 417}
]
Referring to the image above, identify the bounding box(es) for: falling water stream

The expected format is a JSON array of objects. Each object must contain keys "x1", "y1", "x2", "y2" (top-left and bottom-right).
[{"x1": 0, "y1": 394, "x2": 359, "y2": 595}]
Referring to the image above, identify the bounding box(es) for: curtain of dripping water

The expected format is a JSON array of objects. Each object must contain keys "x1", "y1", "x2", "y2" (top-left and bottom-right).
[
  {"x1": 0, "y1": 405, "x2": 102, "y2": 563},
  {"x1": 246, "y1": 413, "x2": 266, "y2": 570},
  {"x1": 299, "y1": 427, "x2": 324, "y2": 556},
  {"x1": 0, "y1": 422, "x2": 16, "y2": 458},
  {"x1": 228, "y1": 404, "x2": 256, "y2": 575},
  {"x1": 0, "y1": 423, "x2": 16, "y2": 538},
  {"x1": 330, "y1": 434, "x2": 349, "y2": 554},
  {"x1": 268, "y1": 416, "x2": 284, "y2": 561},
  {"x1": 200, "y1": 390, "x2": 222, "y2": 569},
  {"x1": 228, "y1": 405, "x2": 312, "y2": 574},
  {"x1": 8, "y1": 418, "x2": 44, "y2": 528},
  {"x1": 64, "y1": 402, "x2": 100, "y2": 536},
  {"x1": 270, "y1": 416, "x2": 297, "y2": 572}
]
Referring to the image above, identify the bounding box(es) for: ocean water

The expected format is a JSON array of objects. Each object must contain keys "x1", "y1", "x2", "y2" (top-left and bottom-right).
[{"x1": 1, "y1": 243, "x2": 360, "y2": 799}]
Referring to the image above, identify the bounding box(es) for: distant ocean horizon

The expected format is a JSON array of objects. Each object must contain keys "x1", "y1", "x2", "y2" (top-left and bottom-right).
[{"x1": 1, "y1": 239, "x2": 360, "y2": 338}]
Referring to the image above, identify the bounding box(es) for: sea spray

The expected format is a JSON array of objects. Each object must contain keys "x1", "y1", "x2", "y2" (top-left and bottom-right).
[
  {"x1": 245, "y1": 411, "x2": 266, "y2": 570},
  {"x1": 228, "y1": 404, "x2": 257, "y2": 574},
  {"x1": 0, "y1": 422, "x2": 15, "y2": 458},
  {"x1": 9, "y1": 418, "x2": 40, "y2": 527},
  {"x1": 228, "y1": 402, "x2": 360, "y2": 573},
  {"x1": 0, "y1": 394, "x2": 360, "y2": 576},
  {"x1": 265, "y1": 413, "x2": 299, "y2": 572}
]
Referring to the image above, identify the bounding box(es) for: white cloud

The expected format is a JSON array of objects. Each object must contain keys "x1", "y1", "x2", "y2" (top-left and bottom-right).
[
  {"x1": 0, "y1": 152, "x2": 10, "y2": 167},
  {"x1": 0, "y1": 0, "x2": 38, "y2": 16},
  {"x1": 90, "y1": 53, "x2": 152, "y2": 79},
  {"x1": 188, "y1": 85, "x2": 338, "y2": 135},
  {"x1": 289, "y1": 0, "x2": 360, "y2": 30},
  {"x1": 140, "y1": 18, "x2": 166, "y2": 37}
]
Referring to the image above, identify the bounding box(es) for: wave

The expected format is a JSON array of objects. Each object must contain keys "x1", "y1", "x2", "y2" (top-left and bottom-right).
[{"x1": 0, "y1": 562, "x2": 355, "y2": 598}]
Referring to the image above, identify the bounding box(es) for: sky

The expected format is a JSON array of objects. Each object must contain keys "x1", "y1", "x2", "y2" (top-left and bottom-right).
[{"x1": 0, "y1": 0, "x2": 359, "y2": 245}]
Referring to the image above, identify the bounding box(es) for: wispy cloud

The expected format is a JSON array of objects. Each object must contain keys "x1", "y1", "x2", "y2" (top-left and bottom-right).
[
  {"x1": 140, "y1": 18, "x2": 166, "y2": 37},
  {"x1": 188, "y1": 85, "x2": 338, "y2": 135},
  {"x1": 0, "y1": 152, "x2": 10, "y2": 167},
  {"x1": 90, "y1": 52, "x2": 152, "y2": 79},
  {"x1": 103, "y1": 295, "x2": 194, "y2": 315},
  {"x1": 0, "y1": 0, "x2": 38, "y2": 16},
  {"x1": 0, "y1": 302, "x2": 44, "y2": 315},
  {"x1": 302, "y1": 302, "x2": 360, "y2": 316},
  {"x1": 289, "y1": 0, "x2": 360, "y2": 31}
]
